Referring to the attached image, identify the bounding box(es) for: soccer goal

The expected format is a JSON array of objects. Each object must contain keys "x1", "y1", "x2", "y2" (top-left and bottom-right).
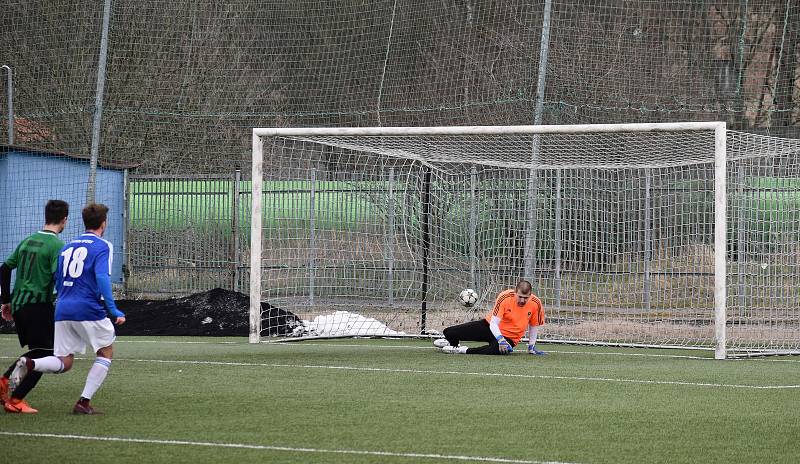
[{"x1": 250, "y1": 122, "x2": 800, "y2": 359}]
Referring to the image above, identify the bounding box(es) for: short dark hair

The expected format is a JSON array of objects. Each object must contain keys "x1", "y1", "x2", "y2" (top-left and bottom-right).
[
  {"x1": 515, "y1": 279, "x2": 532, "y2": 294},
  {"x1": 82, "y1": 203, "x2": 109, "y2": 230},
  {"x1": 44, "y1": 200, "x2": 69, "y2": 225}
]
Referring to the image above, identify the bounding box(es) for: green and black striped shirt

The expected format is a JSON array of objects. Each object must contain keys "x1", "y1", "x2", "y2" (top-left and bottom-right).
[{"x1": 4, "y1": 230, "x2": 64, "y2": 312}]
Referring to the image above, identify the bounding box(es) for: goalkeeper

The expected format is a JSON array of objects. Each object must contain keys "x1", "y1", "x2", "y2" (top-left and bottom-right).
[{"x1": 434, "y1": 280, "x2": 546, "y2": 355}]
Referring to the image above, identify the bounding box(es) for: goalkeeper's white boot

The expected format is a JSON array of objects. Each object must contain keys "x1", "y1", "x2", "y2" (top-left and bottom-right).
[
  {"x1": 433, "y1": 338, "x2": 450, "y2": 348},
  {"x1": 441, "y1": 345, "x2": 468, "y2": 354}
]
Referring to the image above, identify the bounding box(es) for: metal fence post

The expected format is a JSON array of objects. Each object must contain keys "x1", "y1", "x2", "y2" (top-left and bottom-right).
[
  {"x1": 469, "y1": 166, "x2": 478, "y2": 290},
  {"x1": 387, "y1": 167, "x2": 395, "y2": 303},
  {"x1": 122, "y1": 168, "x2": 130, "y2": 297},
  {"x1": 736, "y1": 165, "x2": 745, "y2": 310},
  {"x1": 555, "y1": 169, "x2": 562, "y2": 309},
  {"x1": 1, "y1": 65, "x2": 12, "y2": 145},
  {"x1": 420, "y1": 167, "x2": 431, "y2": 333},
  {"x1": 643, "y1": 168, "x2": 652, "y2": 312},
  {"x1": 86, "y1": 0, "x2": 112, "y2": 205},
  {"x1": 309, "y1": 169, "x2": 317, "y2": 304},
  {"x1": 232, "y1": 169, "x2": 241, "y2": 292}
]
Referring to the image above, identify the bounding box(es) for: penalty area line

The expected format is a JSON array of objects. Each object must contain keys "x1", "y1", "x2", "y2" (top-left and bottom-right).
[{"x1": 0, "y1": 431, "x2": 575, "y2": 464}]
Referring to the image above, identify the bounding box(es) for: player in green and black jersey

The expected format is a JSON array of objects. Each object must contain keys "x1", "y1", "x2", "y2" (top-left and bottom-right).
[{"x1": 0, "y1": 199, "x2": 69, "y2": 413}]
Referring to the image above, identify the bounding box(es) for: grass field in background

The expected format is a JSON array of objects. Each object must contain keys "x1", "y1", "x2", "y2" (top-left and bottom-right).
[
  {"x1": 129, "y1": 179, "x2": 386, "y2": 232},
  {"x1": 127, "y1": 177, "x2": 800, "y2": 234},
  {"x1": 1, "y1": 336, "x2": 798, "y2": 463}
]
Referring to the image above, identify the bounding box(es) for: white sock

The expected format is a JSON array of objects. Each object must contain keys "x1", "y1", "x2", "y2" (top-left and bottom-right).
[
  {"x1": 80, "y1": 357, "x2": 111, "y2": 400},
  {"x1": 32, "y1": 356, "x2": 65, "y2": 373}
]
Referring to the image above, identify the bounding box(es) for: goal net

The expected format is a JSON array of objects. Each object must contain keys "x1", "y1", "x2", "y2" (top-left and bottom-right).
[{"x1": 250, "y1": 123, "x2": 800, "y2": 359}]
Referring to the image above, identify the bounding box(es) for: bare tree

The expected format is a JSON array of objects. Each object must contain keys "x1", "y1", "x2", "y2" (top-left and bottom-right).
[{"x1": 771, "y1": 0, "x2": 799, "y2": 135}]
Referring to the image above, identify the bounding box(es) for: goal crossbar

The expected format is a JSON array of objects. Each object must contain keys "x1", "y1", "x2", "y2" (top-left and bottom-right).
[{"x1": 253, "y1": 122, "x2": 725, "y2": 138}]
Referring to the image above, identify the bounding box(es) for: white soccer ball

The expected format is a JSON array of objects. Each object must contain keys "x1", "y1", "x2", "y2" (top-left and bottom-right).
[{"x1": 458, "y1": 288, "x2": 478, "y2": 307}]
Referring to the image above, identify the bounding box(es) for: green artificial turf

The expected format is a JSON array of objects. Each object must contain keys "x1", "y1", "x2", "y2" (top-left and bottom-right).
[{"x1": 1, "y1": 336, "x2": 798, "y2": 464}]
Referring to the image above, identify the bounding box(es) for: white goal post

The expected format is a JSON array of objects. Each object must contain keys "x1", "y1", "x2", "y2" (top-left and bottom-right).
[{"x1": 250, "y1": 122, "x2": 800, "y2": 359}]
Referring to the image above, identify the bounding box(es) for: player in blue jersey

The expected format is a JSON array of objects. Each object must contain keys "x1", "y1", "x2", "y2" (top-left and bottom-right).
[{"x1": 10, "y1": 203, "x2": 126, "y2": 415}]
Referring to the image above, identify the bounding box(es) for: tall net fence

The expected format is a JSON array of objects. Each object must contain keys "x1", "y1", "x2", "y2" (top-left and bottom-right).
[
  {"x1": 1, "y1": 1, "x2": 799, "y2": 319},
  {"x1": 1, "y1": 0, "x2": 798, "y2": 174}
]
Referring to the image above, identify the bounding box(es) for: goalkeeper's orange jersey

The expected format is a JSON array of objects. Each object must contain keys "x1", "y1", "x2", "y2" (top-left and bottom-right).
[{"x1": 484, "y1": 289, "x2": 545, "y2": 344}]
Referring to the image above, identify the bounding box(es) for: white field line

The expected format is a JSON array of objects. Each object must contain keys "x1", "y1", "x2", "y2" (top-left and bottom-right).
[
  {"x1": 108, "y1": 339, "x2": 800, "y2": 361},
  {"x1": 3, "y1": 351, "x2": 769, "y2": 388},
  {"x1": 110, "y1": 357, "x2": 800, "y2": 390},
  {"x1": 0, "y1": 348, "x2": 796, "y2": 388},
  {"x1": 272, "y1": 344, "x2": 715, "y2": 359},
  {"x1": 111, "y1": 339, "x2": 241, "y2": 345},
  {"x1": 2, "y1": 335, "x2": 799, "y2": 363},
  {"x1": 127, "y1": 340, "x2": 800, "y2": 363},
  {"x1": 0, "y1": 431, "x2": 575, "y2": 464}
]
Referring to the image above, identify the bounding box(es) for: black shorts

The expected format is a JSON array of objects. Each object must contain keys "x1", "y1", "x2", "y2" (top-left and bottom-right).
[{"x1": 12, "y1": 302, "x2": 55, "y2": 350}]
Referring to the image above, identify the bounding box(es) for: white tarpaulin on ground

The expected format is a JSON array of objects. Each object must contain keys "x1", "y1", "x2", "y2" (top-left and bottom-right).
[{"x1": 300, "y1": 311, "x2": 405, "y2": 337}]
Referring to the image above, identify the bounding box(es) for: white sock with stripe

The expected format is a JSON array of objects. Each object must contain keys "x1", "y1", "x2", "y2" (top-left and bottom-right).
[
  {"x1": 32, "y1": 356, "x2": 64, "y2": 373},
  {"x1": 80, "y1": 357, "x2": 112, "y2": 400}
]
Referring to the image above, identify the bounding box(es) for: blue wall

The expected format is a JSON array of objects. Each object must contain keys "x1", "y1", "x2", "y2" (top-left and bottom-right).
[{"x1": 0, "y1": 150, "x2": 125, "y2": 283}]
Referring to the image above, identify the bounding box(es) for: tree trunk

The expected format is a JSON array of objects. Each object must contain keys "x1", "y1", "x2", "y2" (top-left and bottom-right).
[{"x1": 772, "y1": 0, "x2": 799, "y2": 134}]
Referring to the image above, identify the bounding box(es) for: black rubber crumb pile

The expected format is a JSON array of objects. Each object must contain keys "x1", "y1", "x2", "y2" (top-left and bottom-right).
[{"x1": 0, "y1": 288, "x2": 300, "y2": 337}]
